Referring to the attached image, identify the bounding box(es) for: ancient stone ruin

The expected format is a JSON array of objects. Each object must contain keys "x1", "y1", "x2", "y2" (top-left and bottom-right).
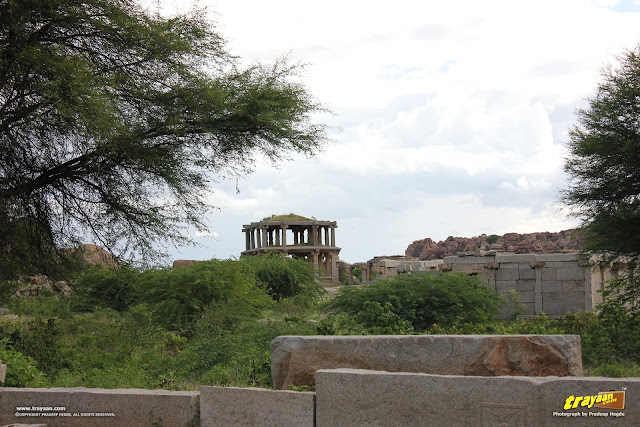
[
  {"x1": 271, "y1": 335, "x2": 583, "y2": 390},
  {"x1": 359, "y1": 252, "x2": 624, "y2": 319},
  {"x1": 242, "y1": 215, "x2": 341, "y2": 284}
]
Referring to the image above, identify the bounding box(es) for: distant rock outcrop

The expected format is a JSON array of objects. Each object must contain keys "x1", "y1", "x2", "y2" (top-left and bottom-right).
[
  {"x1": 405, "y1": 229, "x2": 583, "y2": 260},
  {"x1": 172, "y1": 259, "x2": 201, "y2": 269},
  {"x1": 77, "y1": 244, "x2": 118, "y2": 267}
]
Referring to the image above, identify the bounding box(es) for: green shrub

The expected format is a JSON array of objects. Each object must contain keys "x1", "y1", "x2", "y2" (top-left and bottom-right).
[
  {"x1": 136, "y1": 260, "x2": 270, "y2": 332},
  {"x1": 318, "y1": 301, "x2": 414, "y2": 335},
  {"x1": 0, "y1": 338, "x2": 49, "y2": 387},
  {"x1": 324, "y1": 273, "x2": 501, "y2": 332},
  {"x1": 7, "y1": 318, "x2": 69, "y2": 379},
  {"x1": 486, "y1": 234, "x2": 500, "y2": 244},
  {"x1": 192, "y1": 319, "x2": 317, "y2": 388},
  {"x1": 70, "y1": 265, "x2": 138, "y2": 312},
  {"x1": 0, "y1": 280, "x2": 18, "y2": 306},
  {"x1": 241, "y1": 253, "x2": 325, "y2": 301},
  {"x1": 594, "y1": 277, "x2": 640, "y2": 363}
]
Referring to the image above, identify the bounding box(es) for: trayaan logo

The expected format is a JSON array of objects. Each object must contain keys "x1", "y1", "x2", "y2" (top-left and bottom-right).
[{"x1": 564, "y1": 391, "x2": 625, "y2": 410}]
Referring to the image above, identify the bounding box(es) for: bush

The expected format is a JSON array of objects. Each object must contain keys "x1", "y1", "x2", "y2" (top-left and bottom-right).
[
  {"x1": 0, "y1": 338, "x2": 48, "y2": 387},
  {"x1": 7, "y1": 318, "x2": 69, "y2": 379},
  {"x1": 136, "y1": 260, "x2": 270, "y2": 332},
  {"x1": 241, "y1": 253, "x2": 325, "y2": 301},
  {"x1": 486, "y1": 234, "x2": 500, "y2": 244},
  {"x1": 594, "y1": 277, "x2": 640, "y2": 363},
  {"x1": 70, "y1": 265, "x2": 138, "y2": 312},
  {"x1": 324, "y1": 273, "x2": 501, "y2": 332},
  {"x1": 318, "y1": 301, "x2": 414, "y2": 335}
]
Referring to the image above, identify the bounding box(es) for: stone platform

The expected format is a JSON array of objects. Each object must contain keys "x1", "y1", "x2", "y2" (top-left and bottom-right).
[{"x1": 271, "y1": 335, "x2": 582, "y2": 390}]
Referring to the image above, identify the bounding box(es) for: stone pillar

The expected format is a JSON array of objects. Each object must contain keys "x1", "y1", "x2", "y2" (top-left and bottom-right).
[
  {"x1": 348, "y1": 264, "x2": 354, "y2": 285},
  {"x1": 331, "y1": 252, "x2": 338, "y2": 283},
  {"x1": 584, "y1": 266, "x2": 593, "y2": 312},
  {"x1": 312, "y1": 225, "x2": 318, "y2": 246},
  {"x1": 245, "y1": 230, "x2": 251, "y2": 251},
  {"x1": 330, "y1": 226, "x2": 336, "y2": 247},
  {"x1": 282, "y1": 225, "x2": 288, "y2": 247},
  {"x1": 324, "y1": 227, "x2": 329, "y2": 247},
  {"x1": 250, "y1": 228, "x2": 255, "y2": 249},
  {"x1": 261, "y1": 226, "x2": 268, "y2": 249},
  {"x1": 293, "y1": 228, "x2": 298, "y2": 245},
  {"x1": 534, "y1": 264, "x2": 543, "y2": 315}
]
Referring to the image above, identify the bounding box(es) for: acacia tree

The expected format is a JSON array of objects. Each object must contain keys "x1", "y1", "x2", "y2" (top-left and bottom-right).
[
  {"x1": 563, "y1": 45, "x2": 640, "y2": 254},
  {"x1": 562, "y1": 45, "x2": 640, "y2": 325},
  {"x1": 0, "y1": 0, "x2": 327, "y2": 279}
]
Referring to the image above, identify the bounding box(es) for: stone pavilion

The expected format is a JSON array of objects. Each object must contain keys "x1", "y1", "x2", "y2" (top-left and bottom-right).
[{"x1": 241, "y1": 215, "x2": 341, "y2": 284}]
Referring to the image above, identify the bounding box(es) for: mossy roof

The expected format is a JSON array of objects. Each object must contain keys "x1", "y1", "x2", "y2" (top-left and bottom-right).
[{"x1": 262, "y1": 213, "x2": 312, "y2": 221}]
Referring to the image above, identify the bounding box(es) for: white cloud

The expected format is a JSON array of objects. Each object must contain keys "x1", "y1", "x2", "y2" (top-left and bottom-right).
[
  {"x1": 195, "y1": 231, "x2": 220, "y2": 238},
  {"x1": 153, "y1": 0, "x2": 640, "y2": 263}
]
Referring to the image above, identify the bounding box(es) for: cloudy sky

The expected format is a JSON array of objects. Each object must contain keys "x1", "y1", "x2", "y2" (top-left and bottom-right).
[{"x1": 150, "y1": 0, "x2": 640, "y2": 264}]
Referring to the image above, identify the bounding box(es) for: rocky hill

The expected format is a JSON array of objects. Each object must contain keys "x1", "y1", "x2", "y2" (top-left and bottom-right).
[{"x1": 405, "y1": 229, "x2": 583, "y2": 260}]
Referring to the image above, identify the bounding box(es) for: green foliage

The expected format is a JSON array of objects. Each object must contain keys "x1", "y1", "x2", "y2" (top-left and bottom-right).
[
  {"x1": 5, "y1": 318, "x2": 69, "y2": 378},
  {"x1": 562, "y1": 45, "x2": 640, "y2": 254},
  {"x1": 594, "y1": 277, "x2": 640, "y2": 362},
  {"x1": 241, "y1": 253, "x2": 325, "y2": 301},
  {"x1": 136, "y1": 260, "x2": 270, "y2": 332},
  {"x1": 486, "y1": 234, "x2": 500, "y2": 244},
  {"x1": 0, "y1": 280, "x2": 18, "y2": 306},
  {"x1": 338, "y1": 261, "x2": 350, "y2": 285},
  {"x1": 0, "y1": 0, "x2": 328, "y2": 276},
  {"x1": 70, "y1": 265, "x2": 138, "y2": 312},
  {"x1": 0, "y1": 338, "x2": 48, "y2": 387},
  {"x1": 503, "y1": 290, "x2": 525, "y2": 321},
  {"x1": 318, "y1": 301, "x2": 414, "y2": 335},
  {"x1": 560, "y1": 44, "x2": 640, "y2": 370},
  {"x1": 323, "y1": 273, "x2": 501, "y2": 332}
]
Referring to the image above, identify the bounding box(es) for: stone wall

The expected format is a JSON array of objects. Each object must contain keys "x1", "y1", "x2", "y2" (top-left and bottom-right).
[
  {"x1": 0, "y1": 387, "x2": 199, "y2": 427},
  {"x1": 2, "y1": 373, "x2": 637, "y2": 426},
  {"x1": 316, "y1": 369, "x2": 638, "y2": 427},
  {"x1": 442, "y1": 253, "x2": 621, "y2": 318}
]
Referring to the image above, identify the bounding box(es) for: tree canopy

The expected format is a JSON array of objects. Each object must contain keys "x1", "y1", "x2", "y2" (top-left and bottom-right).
[
  {"x1": 562, "y1": 45, "x2": 640, "y2": 255},
  {"x1": 0, "y1": 0, "x2": 327, "y2": 278}
]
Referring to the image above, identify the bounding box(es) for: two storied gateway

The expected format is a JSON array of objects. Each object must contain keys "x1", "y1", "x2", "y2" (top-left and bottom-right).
[{"x1": 241, "y1": 215, "x2": 341, "y2": 284}]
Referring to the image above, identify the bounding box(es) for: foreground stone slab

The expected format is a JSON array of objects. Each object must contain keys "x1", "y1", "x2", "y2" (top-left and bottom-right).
[
  {"x1": 0, "y1": 388, "x2": 198, "y2": 427},
  {"x1": 316, "y1": 369, "x2": 639, "y2": 426},
  {"x1": 200, "y1": 386, "x2": 314, "y2": 427},
  {"x1": 271, "y1": 335, "x2": 582, "y2": 390}
]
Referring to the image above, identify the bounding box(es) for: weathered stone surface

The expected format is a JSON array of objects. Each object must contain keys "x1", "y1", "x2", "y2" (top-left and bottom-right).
[
  {"x1": 406, "y1": 229, "x2": 582, "y2": 260},
  {"x1": 271, "y1": 335, "x2": 582, "y2": 390},
  {"x1": 0, "y1": 362, "x2": 6, "y2": 383},
  {"x1": 172, "y1": 259, "x2": 201, "y2": 268},
  {"x1": 1, "y1": 424, "x2": 48, "y2": 427},
  {"x1": 77, "y1": 244, "x2": 118, "y2": 267},
  {"x1": 556, "y1": 267, "x2": 585, "y2": 281},
  {"x1": 0, "y1": 388, "x2": 198, "y2": 427},
  {"x1": 316, "y1": 369, "x2": 639, "y2": 427},
  {"x1": 200, "y1": 386, "x2": 314, "y2": 427},
  {"x1": 496, "y1": 267, "x2": 519, "y2": 281}
]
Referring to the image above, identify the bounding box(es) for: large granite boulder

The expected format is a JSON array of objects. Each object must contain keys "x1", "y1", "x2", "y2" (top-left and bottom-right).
[
  {"x1": 271, "y1": 335, "x2": 582, "y2": 390},
  {"x1": 405, "y1": 229, "x2": 583, "y2": 260}
]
